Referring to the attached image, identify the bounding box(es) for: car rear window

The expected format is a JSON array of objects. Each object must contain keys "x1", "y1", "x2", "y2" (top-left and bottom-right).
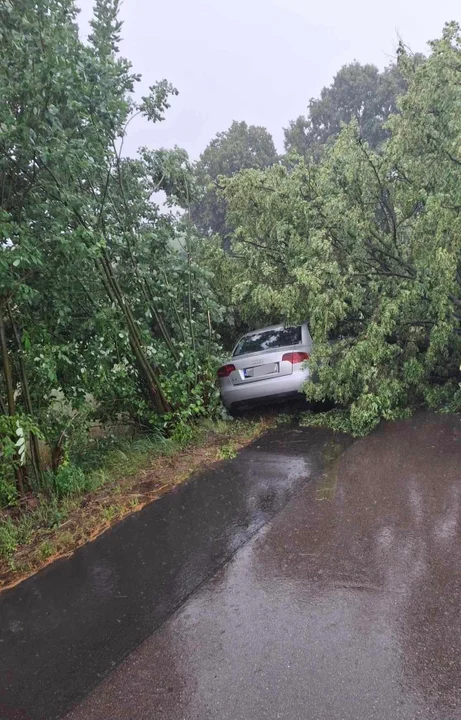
[{"x1": 233, "y1": 326, "x2": 302, "y2": 357}]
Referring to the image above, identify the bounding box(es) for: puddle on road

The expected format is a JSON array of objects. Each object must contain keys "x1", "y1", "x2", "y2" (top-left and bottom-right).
[{"x1": 315, "y1": 440, "x2": 344, "y2": 501}]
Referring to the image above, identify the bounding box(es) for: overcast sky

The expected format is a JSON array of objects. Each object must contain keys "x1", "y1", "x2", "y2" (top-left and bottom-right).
[{"x1": 77, "y1": 0, "x2": 460, "y2": 159}]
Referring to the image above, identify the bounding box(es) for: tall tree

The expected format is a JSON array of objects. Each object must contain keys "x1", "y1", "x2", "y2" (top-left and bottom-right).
[
  {"x1": 284, "y1": 57, "x2": 424, "y2": 158},
  {"x1": 191, "y1": 121, "x2": 278, "y2": 244},
  {"x1": 0, "y1": 0, "x2": 222, "y2": 497}
]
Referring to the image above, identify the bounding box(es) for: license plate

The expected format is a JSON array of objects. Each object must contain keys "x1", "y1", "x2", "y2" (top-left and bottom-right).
[{"x1": 244, "y1": 364, "x2": 278, "y2": 378}]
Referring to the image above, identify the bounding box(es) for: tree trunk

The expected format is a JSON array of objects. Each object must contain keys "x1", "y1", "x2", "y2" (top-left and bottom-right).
[
  {"x1": 7, "y1": 301, "x2": 44, "y2": 487},
  {"x1": 0, "y1": 304, "x2": 15, "y2": 416},
  {"x1": 0, "y1": 302, "x2": 26, "y2": 495},
  {"x1": 97, "y1": 254, "x2": 171, "y2": 414},
  {"x1": 186, "y1": 198, "x2": 198, "y2": 386}
]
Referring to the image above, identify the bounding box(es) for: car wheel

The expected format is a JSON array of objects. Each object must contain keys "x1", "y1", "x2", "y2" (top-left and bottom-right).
[{"x1": 228, "y1": 405, "x2": 244, "y2": 418}]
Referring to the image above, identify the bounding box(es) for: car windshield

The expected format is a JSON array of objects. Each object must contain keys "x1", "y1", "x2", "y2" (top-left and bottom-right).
[{"x1": 233, "y1": 326, "x2": 302, "y2": 357}]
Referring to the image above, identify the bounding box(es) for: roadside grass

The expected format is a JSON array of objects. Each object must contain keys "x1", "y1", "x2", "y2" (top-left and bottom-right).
[
  {"x1": 0, "y1": 416, "x2": 272, "y2": 589},
  {"x1": 216, "y1": 442, "x2": 238, "y2": 460}
]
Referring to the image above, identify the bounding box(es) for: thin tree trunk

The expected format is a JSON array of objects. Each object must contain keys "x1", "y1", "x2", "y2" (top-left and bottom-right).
[
  {"x1": 0, "y1": 304, "x2": 15, "y2": 416},
  {"x1": 144, "y1": 283, "x2": 178, "y2": 361},
  {"x1": 104, "y1": 177, "x2": 179, "y2": 362},
  {"x1": 120, "y1": 230, "x2": 179, "y2": 361},
  {"x1": 7, "y1": 301, "x2": 44, "y2": 487},
  {"x1": 186, "y1": 194, "x2": 197, "y2": 385},
  {"x1": 160, "y1": 268, "x2": 186, "y2": 343},
  {"x1": 207, "y1": 310, "x2": 213, "y2": 351},
  {"x1": 0, "y1": 302, "x2": 26, "y2": 495},
  {"x1": 97, "y1": 254, "x2": 171, "y2": 414}
]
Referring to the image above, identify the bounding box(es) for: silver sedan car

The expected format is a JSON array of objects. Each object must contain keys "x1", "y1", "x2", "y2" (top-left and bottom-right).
[{"x1": 217, "y1": 322, "x2": 313, "y2": 413}]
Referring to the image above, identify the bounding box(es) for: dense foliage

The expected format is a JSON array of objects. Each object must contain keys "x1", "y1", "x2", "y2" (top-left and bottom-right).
[
  {"x1": 208, "y1": 22, "x2": 461, "y2": 434},
  {"x1": 0, "y1": 0, "x2": 222, "y2": 502},
  {"x1": 284, "y1": 56, "x2": 424, "y2": 158},
  {"x1": 191, "y1": 121, "x2": 278, "y2": 244}
]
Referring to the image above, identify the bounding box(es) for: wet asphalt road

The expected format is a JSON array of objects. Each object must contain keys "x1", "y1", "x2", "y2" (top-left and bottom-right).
[
  {"x1": 0, "y1": 423, "x2": 343, "y2": 720},
  {"x1": 2, "y1": 412, "x2": 461, "y2": 719}
]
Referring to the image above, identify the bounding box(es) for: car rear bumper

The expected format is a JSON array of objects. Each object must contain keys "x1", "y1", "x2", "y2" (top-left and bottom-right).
[{"x1": 219, "y1": 369, "x2": 310, "y2": 410}]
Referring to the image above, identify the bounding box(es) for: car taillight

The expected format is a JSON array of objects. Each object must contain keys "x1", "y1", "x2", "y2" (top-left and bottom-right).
[
  {"x1": 282, "y1": 352, "x2": 310, "y2": 364},
  {"x1": 217, "y1": 363, "x2": 236, "y2": 378}
]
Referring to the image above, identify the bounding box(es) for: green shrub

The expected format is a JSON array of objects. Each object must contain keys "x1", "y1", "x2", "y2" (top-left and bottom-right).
[
  {"x1": 47, "y1": 463, "x2": 87, "y2": 498},
  {"x1": 0, "y1": 478, "x2": 18, "y2": 508},
  {"x1": 216, "y1": 443, "x2": 237, "y2": 460},
  {"x1": 0, "y1": 518, "x2": 18, "y2": 559},
  {"x1": 170, "y1": 422, "x2": 197, "y2": 447}
]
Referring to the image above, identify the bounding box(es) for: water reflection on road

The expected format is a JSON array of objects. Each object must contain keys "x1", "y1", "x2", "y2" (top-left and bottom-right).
[
  {"x1": 1, "y1": 426, "x2": 339, "y2": 720},
  {"x1": 68, "y1": 413, "x2": 461, "y2": 720}
]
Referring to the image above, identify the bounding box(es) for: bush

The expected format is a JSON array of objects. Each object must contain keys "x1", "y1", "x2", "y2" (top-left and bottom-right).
[
  {"x1": 0, "y1": 478, "x2": 18, "y2": 508},
  {"x1": 0, "y1": 518, "x2": 18, "y2": 559},
  {"x1": 47, "y1": 463, "x2": 87, "y2": 498}
]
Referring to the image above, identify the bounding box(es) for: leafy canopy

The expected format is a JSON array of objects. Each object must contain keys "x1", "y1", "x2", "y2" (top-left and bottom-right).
[
  {"x1": 284, "y1": 56, "x2": 424, "y2": 158},
  {"x1": 191, "y1": 120, "x2": 278, "y2": 240},
  {"x1": 216, "y1": 22, "x2": 461, "y2": 434}
]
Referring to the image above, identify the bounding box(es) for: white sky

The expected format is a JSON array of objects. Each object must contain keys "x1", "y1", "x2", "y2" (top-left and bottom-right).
[{"x1": 77, "y1": 0, "x2": 460, "y2": 159}]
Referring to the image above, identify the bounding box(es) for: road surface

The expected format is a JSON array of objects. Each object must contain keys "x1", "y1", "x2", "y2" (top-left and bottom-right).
[{"x1": 2, "y1": 412, "x2": 461, "y2": 719}]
